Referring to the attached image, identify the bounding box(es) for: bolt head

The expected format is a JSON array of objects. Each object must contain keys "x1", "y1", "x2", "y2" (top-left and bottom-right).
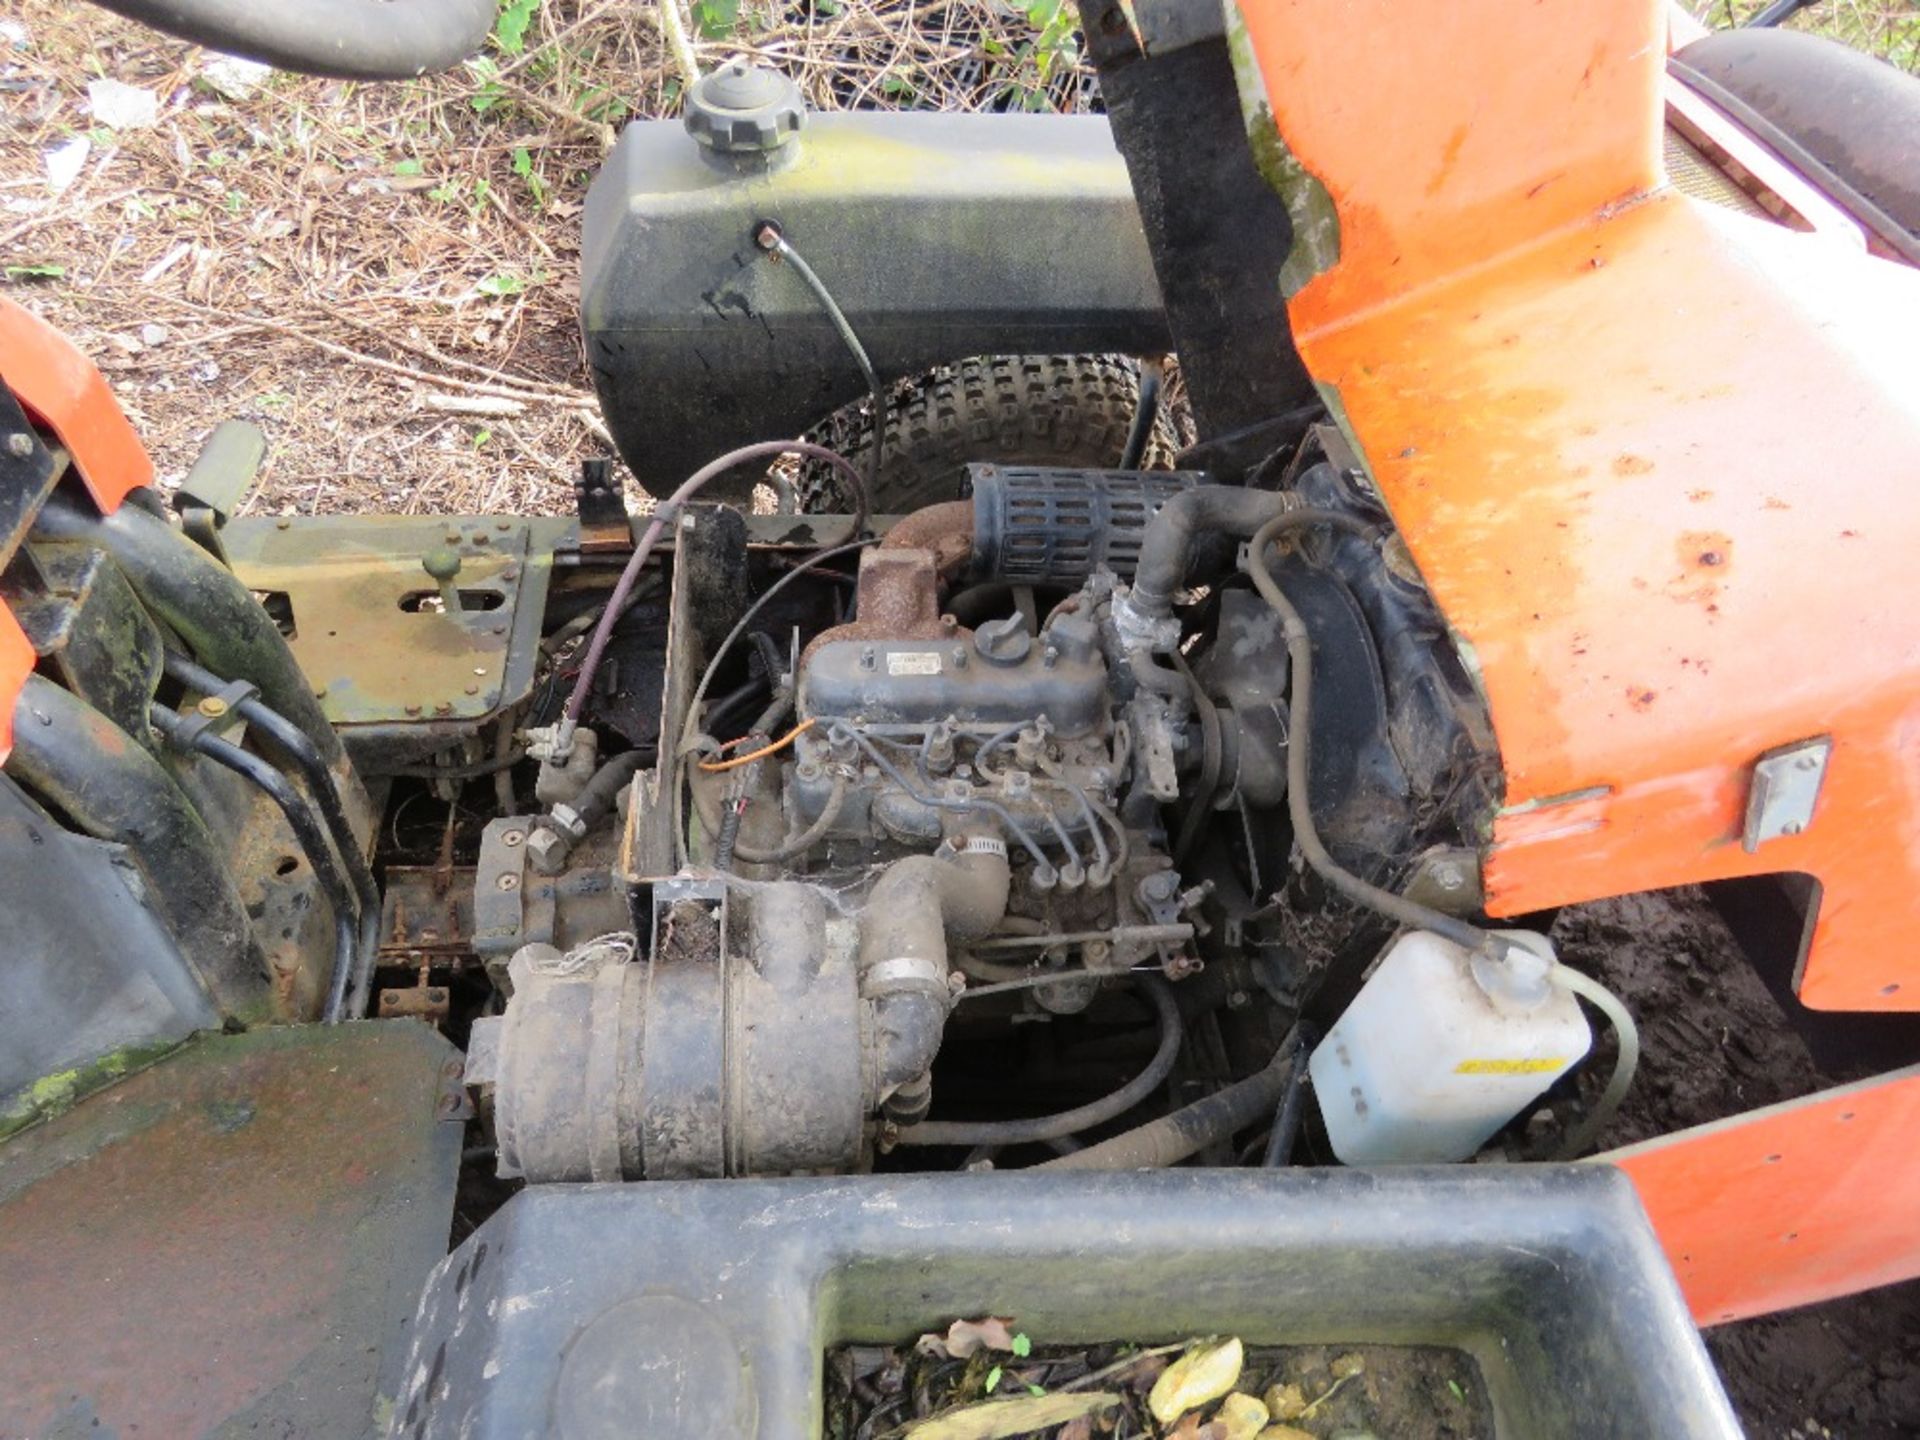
[
  {"x1": 196, "y1": 696, "x2": 229, "y2": 719},
  {"x1": 6, "y1": 432, "x2": 34, "y2": 458},
  {"x1": 496, "y1": 873, "x2": 519, "y2": 891},
  {"x1": 502, "y1": 830, "x2": 524, "y2": 847}
]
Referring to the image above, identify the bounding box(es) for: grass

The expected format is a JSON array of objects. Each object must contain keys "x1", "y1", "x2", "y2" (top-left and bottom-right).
[
  {"x1": 1694, "y1": 0, "x2": 1919, "y2": 72},
  {"x1": 0, "y1": 2, "x2": 1911, "y2": 516},
  {"x1": 0, "y1": 2, "x2": 1091, "y2": 516}
]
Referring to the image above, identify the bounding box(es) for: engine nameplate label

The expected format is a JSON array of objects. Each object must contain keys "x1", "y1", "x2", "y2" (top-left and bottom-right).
[{"x1": 887, "y1": 652, "x2": 943, "y2": 677}]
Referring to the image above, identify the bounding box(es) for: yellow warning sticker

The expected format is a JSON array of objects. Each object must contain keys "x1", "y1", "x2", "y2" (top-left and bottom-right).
[{"x1": 1454, "y1": 1058, "x2": 1567, "y2": 1075}]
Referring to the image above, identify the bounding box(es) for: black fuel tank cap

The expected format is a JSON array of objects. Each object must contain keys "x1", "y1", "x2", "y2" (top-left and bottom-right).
[{"x1": 683, "y1": 60, "x2": 805, "y2": 156}]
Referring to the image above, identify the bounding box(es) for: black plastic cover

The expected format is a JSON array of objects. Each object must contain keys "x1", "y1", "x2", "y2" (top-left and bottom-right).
[{"x1": 389, "y1": 1167, "x2": 1741, "y2": 1439}]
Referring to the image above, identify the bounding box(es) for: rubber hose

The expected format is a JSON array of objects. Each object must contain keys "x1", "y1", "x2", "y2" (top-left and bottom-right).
[
  {"x1": 1551, "y1": 965, "x2": 1642, "y2": 1160},
  {"x1": 896, "y1": 977, "x2": 1183, "y2": 1148},
  {"x1": 34, "y1": 492, "x2": 345, "y2": 769},
  {"x1": 1246, "y1": 509, "x2": 1509, "y2": 959},
  {"x1": 87, "y1": 0, "x2": 496, "y2": 80},
  {"x1": 571, "y1": 750, "x2": 647, "y2": 833},
  {"x1": 1118, "y1": 358, "x2": 1164, "y2": 471},
  {"x1": 1035, "y1": 1026, "x2": 1304, "y2": 1172},
  {"x1": 734, "y1": 773, "x2": 847, "y2": 864},
  {"x1": 563, "y1": 439, "x2": 866, "y2": 728},
  {"x1": 1260, "y1": 1023, "x2": 1317, "y2": 1167}
]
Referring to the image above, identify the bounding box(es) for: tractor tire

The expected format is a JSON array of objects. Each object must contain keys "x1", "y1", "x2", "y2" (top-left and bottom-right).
[{"x1": 799, "y1": 354, "x2": 1181, "y2": 516}]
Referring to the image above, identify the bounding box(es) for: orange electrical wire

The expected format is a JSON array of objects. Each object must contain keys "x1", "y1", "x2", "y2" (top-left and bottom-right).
[{"x1": 696, "y1": 717, "x2": 816, "y2": 773}]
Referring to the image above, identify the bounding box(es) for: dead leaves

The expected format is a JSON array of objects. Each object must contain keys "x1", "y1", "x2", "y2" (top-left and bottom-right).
[
  {"x1": 1147, "y1": 1338, "x2": 1245, "y2": 1425},
  {"x1": 903, "y1": 1392, "x2": 1120, "y2": 1440},
  {"x1": 918, "y1": 1316, "x2": 1021, "y2": 1361}
]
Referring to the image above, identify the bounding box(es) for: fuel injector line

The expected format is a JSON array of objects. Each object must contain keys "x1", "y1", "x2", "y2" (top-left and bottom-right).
[{"x1": 149, "y1": 703, "x2": 361, "y2": 1023}]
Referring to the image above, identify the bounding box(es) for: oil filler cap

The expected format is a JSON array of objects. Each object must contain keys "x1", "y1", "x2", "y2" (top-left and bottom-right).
[{"x1": 683, "y1": 61, "x2": 805, "y2": 156}]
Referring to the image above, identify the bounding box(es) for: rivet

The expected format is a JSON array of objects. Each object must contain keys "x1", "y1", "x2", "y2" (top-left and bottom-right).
[
  {"x1": 496, "y1": 519, "x2": 512, "y2": 532},
  {"x1": 465, "y1": 684, "x2": 479, "y2": 696},
  {"x1": 404, "y1": 703, "x2": 422, "y2": 716},
  {"x1": 502, "y1": 566, "x2": 519, "y2": 581},
  {"x1": 445, "y1": 531, "x2": 461, "y2": 544},
  {"x1": 434, "y1": 702, "x2": 453, "y2": 716},
  {"x1": 472, "y1": 532, "x2": 490, "y2": 547},
  {"x1": 275, "y1": 517, "x2": 291, "y2": 530}
]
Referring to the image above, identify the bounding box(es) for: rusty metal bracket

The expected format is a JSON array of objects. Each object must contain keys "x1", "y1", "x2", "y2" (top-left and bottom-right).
[
  {"x1": 165, "y1": 676, "x2": 260, "y2": 748},
  {"x1": 575, "y1": 457, "x2": 629, "y2": 553}
]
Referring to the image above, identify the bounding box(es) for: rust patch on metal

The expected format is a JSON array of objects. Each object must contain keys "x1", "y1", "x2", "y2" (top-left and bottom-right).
[
  {"x1": 223, "y1": 514, "x2": 556, "y2": 727},
  {"x1": 880, "y1": 500, "x2": 972, "y2": 579},
  {"x1": 802, "y1": 546, "x2": 963, "y2": 669},
  {"x1": 0, "y1": 1023, "x2": 462, "y2": 1440}
]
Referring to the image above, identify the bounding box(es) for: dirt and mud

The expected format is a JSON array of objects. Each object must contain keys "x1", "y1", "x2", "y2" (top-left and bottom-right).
[{"x1": 1555, "y1": 890, "x2": 1920, "y2": 1439}]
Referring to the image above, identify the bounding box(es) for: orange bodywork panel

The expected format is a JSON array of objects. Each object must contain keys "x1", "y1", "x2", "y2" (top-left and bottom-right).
[
  {"x1": 0, "y1": 298, "x2": 152, "y2": 512},
  {"x1": 0, "y1": 298, "x2": 154, "y2": 762},
  {"x1": 1608, "y1": 1066, "x2": 1920, "y2": 1324},
  {"x1": 1235, "y1": 0, "x2": 1920, "y2": 1014},
  {"x1": 1235, "y1": 0, "x2": 1920, "y2": 1317}
]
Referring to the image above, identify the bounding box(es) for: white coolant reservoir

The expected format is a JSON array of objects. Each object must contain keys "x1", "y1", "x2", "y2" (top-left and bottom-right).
[{"x1": 1310, "y1": 929, "x2": 1591, "y2": 1165}]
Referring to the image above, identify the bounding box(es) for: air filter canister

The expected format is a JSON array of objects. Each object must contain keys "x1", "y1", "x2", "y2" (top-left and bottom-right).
[{"x1": 966, "y1": 465, "x2": 1207, "y2": 586}]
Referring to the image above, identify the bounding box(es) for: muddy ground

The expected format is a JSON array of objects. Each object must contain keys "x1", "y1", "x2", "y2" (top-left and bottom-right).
[{"x1": 1555, "y1": 891, "x2": 1920, "y2": 1438}]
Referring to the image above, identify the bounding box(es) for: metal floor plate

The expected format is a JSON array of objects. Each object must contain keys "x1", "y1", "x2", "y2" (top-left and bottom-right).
[{"x1": 0, "y1": 1022, "x2": 463, "y2": 1440}]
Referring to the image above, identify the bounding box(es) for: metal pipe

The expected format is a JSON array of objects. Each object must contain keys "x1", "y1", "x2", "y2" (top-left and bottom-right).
[
  {"x1": 5, "y1": 674, "x2": 253, "y2": 1012},
  {"x1": 163, "y1": 654, "x2": 382, "y2": 1019},
  {"x1": 34, "y1": 492, "x2": 344, "y2": 769},
  {"x1": 149, "y1": 705, "x2": 361, "y2": 1023}
]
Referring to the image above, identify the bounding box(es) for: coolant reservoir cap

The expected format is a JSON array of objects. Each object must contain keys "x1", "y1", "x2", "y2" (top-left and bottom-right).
[
  {"x1": 684, "y1": 61, "x2": 806, "y2": 155},
  {"x1": 1470, "y1": 930, "x2": 1558, "y2": 1014}
]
